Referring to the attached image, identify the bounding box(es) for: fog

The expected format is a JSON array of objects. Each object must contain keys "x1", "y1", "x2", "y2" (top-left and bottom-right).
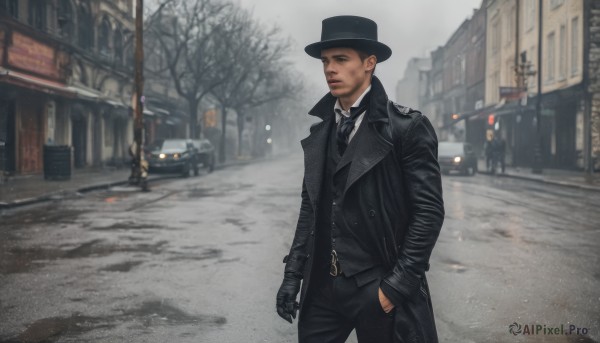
[{"x1": 235, "y1": 0, "x2": 483, "y2": 103}]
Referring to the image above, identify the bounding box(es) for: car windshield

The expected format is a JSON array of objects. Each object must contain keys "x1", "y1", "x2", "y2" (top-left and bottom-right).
[
  {"x1": 161, "y1": 140, "x2": 187, "y2": 150},
  {"x1": 439, "y1": 142, "x2": 464, "y2": 156}
]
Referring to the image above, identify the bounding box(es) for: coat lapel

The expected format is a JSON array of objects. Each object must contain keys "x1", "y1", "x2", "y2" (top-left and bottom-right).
[
  {"x1": 301, "y1": 117, "x2": 333, "y2": 206},
  {"x1": 303, "y1": 75, "x2": 393, "y2": 200},
  {"x1": 343, "y1": 122, "x2": 393, "y2": 196},
  {"x1": 342, "y1": 76, "x2": 394, "y2": 196}
]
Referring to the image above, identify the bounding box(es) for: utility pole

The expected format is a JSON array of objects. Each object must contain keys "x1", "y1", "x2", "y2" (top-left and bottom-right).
[
  {"x1": 531, "y1": 0, "x2": 543, "y2": 174},
  {"x1": 130, "y1": 0, "x2": 148, "y2": 190}
]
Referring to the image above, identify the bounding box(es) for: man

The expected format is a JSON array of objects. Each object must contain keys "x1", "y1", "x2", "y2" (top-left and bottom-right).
[
  {"x1": 491, "y1": 134, "x2": 506, "y2": 174},
  {"x1": 276, "y1": 16, "x2": 445, "y2": 343}
]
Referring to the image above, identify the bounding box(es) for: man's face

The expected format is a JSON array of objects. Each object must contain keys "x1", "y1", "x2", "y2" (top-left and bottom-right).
[{"x1": 320, "y1": 47, "x2": 375, "y2": 100}]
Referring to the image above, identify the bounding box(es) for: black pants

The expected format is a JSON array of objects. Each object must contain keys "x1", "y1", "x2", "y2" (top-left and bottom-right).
[{"x1": 298, "y1": 271, "x2": 395, "y2": 343}]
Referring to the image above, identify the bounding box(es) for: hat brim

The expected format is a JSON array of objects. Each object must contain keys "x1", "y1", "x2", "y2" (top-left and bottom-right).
[{"x1": 304, "y1": 38, "x2": 392, "y2": 62}]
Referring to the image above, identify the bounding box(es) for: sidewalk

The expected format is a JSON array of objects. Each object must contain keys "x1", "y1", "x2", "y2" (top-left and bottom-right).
[
  {"x1": 4, "y1": 156, "x2": 596, "y2": 210},
  {"x1": 0, "y1": 168, "x2": 136, "y2": 209},
  {"x1": 0, "y1": 157, "x2": 264, "y2": 210},
  {"x1": 477, "y1": 159, "x2": 600, "y2": 192}
]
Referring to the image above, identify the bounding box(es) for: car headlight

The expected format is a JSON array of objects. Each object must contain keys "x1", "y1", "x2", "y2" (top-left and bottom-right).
[
  {"x1": 454, "y1": 156, "x2": 462, "y2": 163},
  {"x1": 173, "y1": 153, "x2": 180, "y2": 159},
  {"x1": 159, "y1": 153, "x2": 166, "y2": 159}
]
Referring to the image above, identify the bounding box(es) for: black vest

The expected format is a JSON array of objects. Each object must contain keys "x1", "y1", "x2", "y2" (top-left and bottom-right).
[{"x1": 313, "y1": 114, "x2": 383, "y2": 281}]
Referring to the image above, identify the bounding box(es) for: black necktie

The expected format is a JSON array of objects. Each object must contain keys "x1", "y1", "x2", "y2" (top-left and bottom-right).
[{"x1": 336, "y1": 99, "x2": 369, "y2": 155}]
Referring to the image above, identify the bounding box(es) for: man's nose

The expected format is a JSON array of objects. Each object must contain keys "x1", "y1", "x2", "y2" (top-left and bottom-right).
[{"x1": 324, "y1": 63, "x2": 336, "y2": 75}]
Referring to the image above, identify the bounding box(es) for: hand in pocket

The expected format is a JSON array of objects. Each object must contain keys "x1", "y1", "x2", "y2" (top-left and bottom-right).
[{"x1": 378, "y1": 287, "x2": 395, "y2": 313}]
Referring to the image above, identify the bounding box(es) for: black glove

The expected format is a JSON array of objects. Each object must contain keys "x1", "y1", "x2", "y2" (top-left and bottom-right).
[{"x1": 276, "y1": 272, "x2": 301, "y2": 323}]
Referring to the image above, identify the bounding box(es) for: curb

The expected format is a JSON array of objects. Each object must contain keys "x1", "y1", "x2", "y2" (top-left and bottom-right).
[
  {"x1": 481, "y1": 170, "x2": 600, "y2": 192},
  {"x1": 0, "y1": 158, "x2": 264, "y2": 210}
]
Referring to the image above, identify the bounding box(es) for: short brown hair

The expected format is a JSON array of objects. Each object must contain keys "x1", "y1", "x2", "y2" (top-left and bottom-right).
[{"x1": 357, "y1": 50, "x2": 377, "y2": 75}]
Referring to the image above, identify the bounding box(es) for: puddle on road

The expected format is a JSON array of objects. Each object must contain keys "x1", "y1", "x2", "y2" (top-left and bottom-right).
[
  {"x1": 100, "y1": 260, "x2": 144, "y2": 272},
  {"x1": 186, "y1": 183, "x2": 254, "y2": 199},
  {"x1": 187, "y1": 188, "x2": 215, "y2": 198},
  {"x1": 0, "y1": 206, "x2": 84, "y2": 230},
  {"x1": 492, "y1": 228, "x2": 513, "y2": 238},
  {"x1": 0, "y1": 300, "x2": 226, "y2": 343},
  {"x1": 1, "y1": 240, "x2": 168, "y2": 274},
  {"x1": 440, "y1": 258, "x2": 468, "y2": 273},
  {"x1": 9, "y1": 314, "x2": 114, "y2": 343},
  {"x1": 167, "y1": 248, "x2": 222, "y2": 261},
  {"x1": 227, "y1": 241, "x2": 260, "y2": 246},
  {"x1": 216, "y1": 257, "x2": 241, "y2": 264},
  {"x1": 91, "y1": 221, "x2": 168, "y2": 231},
  {"x1": 223, "y1": 218, "x2": 254, "y2": 232},
  {"x1": 124, "y1": 300, "x2": 226, "y2": 327}
]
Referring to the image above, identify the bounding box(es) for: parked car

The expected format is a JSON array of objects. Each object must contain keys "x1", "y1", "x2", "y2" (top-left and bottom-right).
[
  {"x1": 190, "y1": 139, "x2": 216, "y2": 172},
  {"x1": 438, "y1": 141, "x2": 478, "y2": 176},
  {"x1": 146, "y1": 139, "x2": 199, "y2": 177}
]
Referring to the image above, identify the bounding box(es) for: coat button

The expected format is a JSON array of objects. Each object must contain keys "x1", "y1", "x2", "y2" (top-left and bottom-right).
[{"x1": 369, "y1": 210, "x2": 376, "y2": 217}]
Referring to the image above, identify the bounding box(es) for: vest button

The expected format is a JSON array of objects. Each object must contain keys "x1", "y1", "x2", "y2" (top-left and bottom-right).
[{"x1": 369, "y1": 209, "x2": 376, "y2": 217}]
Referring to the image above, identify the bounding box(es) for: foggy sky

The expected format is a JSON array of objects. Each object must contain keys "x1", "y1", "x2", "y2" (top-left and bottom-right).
[{"x1": 235, "y1": 0, "x2": 482, "y2": 104}]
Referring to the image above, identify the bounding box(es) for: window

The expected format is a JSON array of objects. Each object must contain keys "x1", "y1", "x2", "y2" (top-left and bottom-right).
[
  {"x1": 104, "y1": 118, "x2": 113, "y2": 147},
  {"x1": 0, "y1": 0, "x2": 18, "y2": 18},
  {"x1": 57, "y1": 0, "x2": 74, "y2": 41},
  {"x1": 525, "y1": 0, "x2": 535, "y2": 32},
  {"x1": 550, "y1": 0, "x2": 564, "y2": 10},
  {"x1": 528, "y1": 46, "x2": 535, "y2": 90},
  {"x1": 506, "y1": 59, "x2": 514, "y2": 86},
  {"x1": 28, "y1": 0, "x2": 46, "y2": 31},
  {"x1": 491, "y1": 19, "x2": 501, "y2": 56},
  {"x1": 98, "y1": 17, "x2": 112, "y2": 55},
  {"x1": 506, "y1": 8, "x2": 515, "y2": 44},
  {"x1": 546, "y1": 32, "x2": 555, "y2": 82},
  {"x1": 124, "y1": 33, "x2": 134, "y2": 68},
  {"x1": 571, "y1": 17, "x2": 579, "y2": 75},
  {"x1": 114, "y1": 28, "x2": 124, "y2": 65},
  {"x1": 453, "y1": 56, "x2": 464, "y2": 85},
  {"x1": 78, "y1": 4, "x2": 93, "y2": 50},
  {"x1": 558, "y1": 25, "x2": 566, "y2": 80},
  {"x1": 492, "y1": 72, "x2": 500, "y2": 103}
]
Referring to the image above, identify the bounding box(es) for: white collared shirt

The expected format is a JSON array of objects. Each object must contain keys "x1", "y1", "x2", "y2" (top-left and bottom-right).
[{"x1": 334, "y1": 85, "x2": 371, "y2": 143}]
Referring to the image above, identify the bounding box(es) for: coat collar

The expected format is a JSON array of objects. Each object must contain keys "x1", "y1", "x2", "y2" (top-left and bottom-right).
[
  {"x1": 308, "y1": 75, "x2": 389, "y2": 124},
  {"x1": 301, "y1": 75, "x2": 393, "y2": 203}
]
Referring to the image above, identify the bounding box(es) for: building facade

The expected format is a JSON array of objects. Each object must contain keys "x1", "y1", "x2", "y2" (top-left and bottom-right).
[
  {"x1": 395, "y1": 57, "x2": 431, "y2": 110},
  {"x1": 0, "y1": 0, "x2": 138, "y2": 174},
  {"x1": 0, "y1": 0, "x2": 188, "y2": 174}
]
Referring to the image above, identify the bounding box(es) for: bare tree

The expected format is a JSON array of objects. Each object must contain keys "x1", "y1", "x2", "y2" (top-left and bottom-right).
[
  {"x1": 210, "y1": 7, "x2": 301, "y2": 161},
  {"x1": 145, "y1": 0, "x2": 231, "y2": 139}
]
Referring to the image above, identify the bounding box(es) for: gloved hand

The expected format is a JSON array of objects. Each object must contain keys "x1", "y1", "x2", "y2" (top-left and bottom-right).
[{"x1": 276, "y1": 272, "x2": 301, "y2": 323}]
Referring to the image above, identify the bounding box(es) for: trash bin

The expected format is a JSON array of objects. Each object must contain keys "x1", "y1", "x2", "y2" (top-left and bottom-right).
[{"x1": 43, "y1": 145, "x2": 72, "y2": 180}]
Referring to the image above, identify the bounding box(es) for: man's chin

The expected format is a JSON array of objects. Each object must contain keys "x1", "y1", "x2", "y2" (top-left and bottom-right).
[{"x1": 329, "y1": 89, "x2": 346, "y2": 97}]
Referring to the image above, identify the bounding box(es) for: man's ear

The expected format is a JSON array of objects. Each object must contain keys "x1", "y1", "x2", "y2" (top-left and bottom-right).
[{"x1": 366, "y1": 55, "x2": 377, "y2": 73}]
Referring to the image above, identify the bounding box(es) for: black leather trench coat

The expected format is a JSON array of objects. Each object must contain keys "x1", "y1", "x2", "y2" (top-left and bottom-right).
[{"x1": 283, "y1": 76, "x2": 445, "y2": 343}]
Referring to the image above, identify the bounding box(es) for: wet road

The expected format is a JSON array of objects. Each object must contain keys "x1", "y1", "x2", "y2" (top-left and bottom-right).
[{"x1": 0, "y1": 155, "x2": 599, "y2": 343}]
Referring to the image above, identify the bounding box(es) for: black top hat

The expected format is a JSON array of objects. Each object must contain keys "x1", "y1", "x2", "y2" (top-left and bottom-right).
[{"x1": 305, "y1": 15, "x2": 392, "y2": 62}]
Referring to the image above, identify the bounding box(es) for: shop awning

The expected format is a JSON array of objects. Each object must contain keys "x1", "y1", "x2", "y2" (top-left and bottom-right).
[{"x1": 0, "y1": 68, "x2": 75, "y2": 98}]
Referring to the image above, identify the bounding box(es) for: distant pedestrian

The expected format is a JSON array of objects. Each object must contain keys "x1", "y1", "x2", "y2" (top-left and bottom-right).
[
  {"x1": 275, "y1": 15, "x2": 445, "y2": 343},
  {"x1": 484, "y1": 138, "x2": 493, "y2": 172},
  {"x1": 491, "y1": 135, "x2": 506, "y2": 174}
]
